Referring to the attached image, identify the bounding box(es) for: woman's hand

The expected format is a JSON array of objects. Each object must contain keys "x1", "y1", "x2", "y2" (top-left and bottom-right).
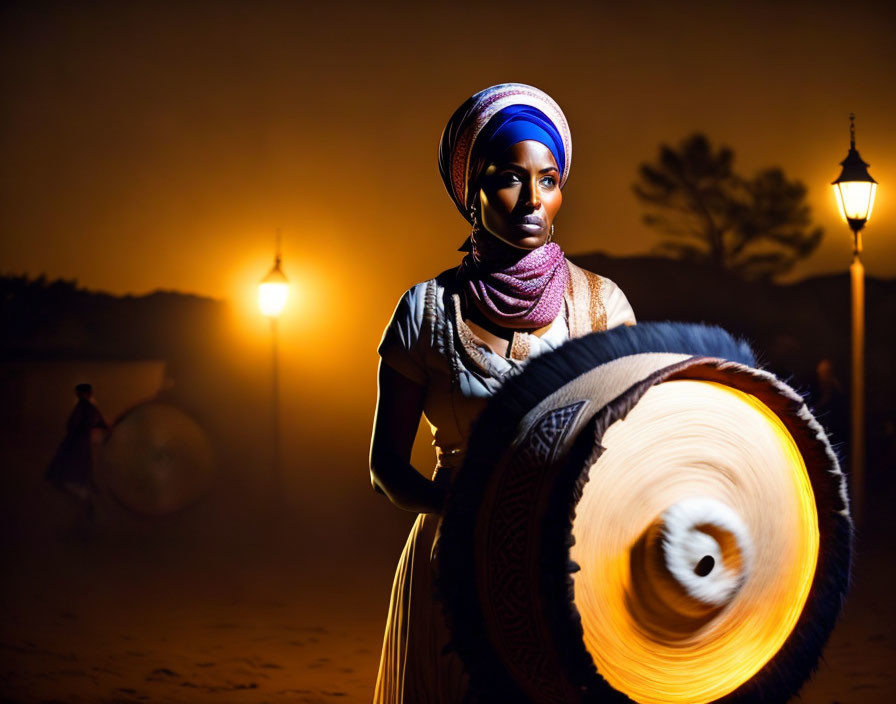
[{"x1": 369, "y1": 361, "x2": 445, "y2": 514}]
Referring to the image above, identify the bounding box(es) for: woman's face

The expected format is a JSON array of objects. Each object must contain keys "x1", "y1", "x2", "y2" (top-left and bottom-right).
[{"x1": 477, "y1": 140, "x2": 562, "y2": 250}]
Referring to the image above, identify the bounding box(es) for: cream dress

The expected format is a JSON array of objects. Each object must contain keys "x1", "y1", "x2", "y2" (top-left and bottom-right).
[{"x1": 374, "y1": 263, "x2": 635, "y2": 703}]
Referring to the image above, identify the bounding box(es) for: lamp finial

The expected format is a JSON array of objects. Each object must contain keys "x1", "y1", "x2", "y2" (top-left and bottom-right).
[{"x1": 849, "y1": 113, "x2": 856, "y2": 149}]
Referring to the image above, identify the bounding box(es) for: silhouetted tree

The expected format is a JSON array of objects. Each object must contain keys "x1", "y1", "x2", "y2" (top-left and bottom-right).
[{"x1": 633, "y1": 134, "x2": 823, "y2": 280}]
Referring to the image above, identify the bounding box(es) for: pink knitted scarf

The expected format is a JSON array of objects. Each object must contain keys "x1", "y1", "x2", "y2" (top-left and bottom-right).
[{"x1": 458, "y1": 233, "x2": 569, "y2": 330}]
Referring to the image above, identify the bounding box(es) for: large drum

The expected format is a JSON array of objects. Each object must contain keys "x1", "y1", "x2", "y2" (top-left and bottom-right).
[
  {"x1": 437, "y1": 323, "x2": 851, "y2": 704},
  {"x1": 100, "y1": 400, "x2": 215, "y2": 516}
]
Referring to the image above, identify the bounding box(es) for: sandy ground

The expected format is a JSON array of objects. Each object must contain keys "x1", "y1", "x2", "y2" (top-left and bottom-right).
[
  {"x1": 0, "y1": 508, "x2": 391, "y2": 704},
  {"x1": 1, "y1": 433, "x2": 894, "y2": 704},
  {"x1": 1, "y1": 554, "x2": 382, "y2": 703},
  {"x1": 0, "y1": 429, "x2": 394, "y2": 704}
]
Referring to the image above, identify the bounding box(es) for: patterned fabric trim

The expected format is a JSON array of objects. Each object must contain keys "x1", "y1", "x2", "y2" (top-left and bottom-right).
[
  {"x1": 423, "y1": 278, "x2": 438, "y2": 352},
  {"x1": 509, "y1": 331, "x2": 531, "y2": 361},
  {"x1": 564, "y1": 263, "x2": 586, "y2": 338},
  {"x1": 481, "y1": 400, "x2": 588, "y2": 702},
  {"x1": 455, "y1": 293, "x2": 535, "y2": 366},
  {"x1": 583, "y1": 268, "x2": 607, "y2": 332},
  {"x1": 435, "y1": 281, "x2": 471, "y2": 444},
  {"x1": 451, "y1": 292, "x2": 493, "y2": 378},
  {"x1": 564, "y1": 260, "x2": 606, "y2": 336}
]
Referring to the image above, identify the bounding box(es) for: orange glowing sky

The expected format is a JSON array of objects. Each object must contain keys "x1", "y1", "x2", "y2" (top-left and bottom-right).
[{"x1": 2, "y1": 0, "x2": 895, "y2": 308}]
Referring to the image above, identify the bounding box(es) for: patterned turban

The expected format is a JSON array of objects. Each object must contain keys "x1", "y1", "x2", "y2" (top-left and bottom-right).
[{"x1": 438, "y1": 83, "x2": 573, "y2": 224}]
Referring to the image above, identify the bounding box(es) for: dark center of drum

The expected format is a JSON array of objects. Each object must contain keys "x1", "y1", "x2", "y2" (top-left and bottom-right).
[{"x1": 694, "y1": 555, "x2": 715, "y2": 577}]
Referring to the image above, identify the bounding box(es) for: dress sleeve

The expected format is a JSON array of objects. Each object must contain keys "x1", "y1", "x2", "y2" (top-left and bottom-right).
[
  {"x1": 602, "y1": 277, "x2": 637, "y2": 329},
  {"x1": 377, "y1": 284, "x2": 428, "y2": 385}
]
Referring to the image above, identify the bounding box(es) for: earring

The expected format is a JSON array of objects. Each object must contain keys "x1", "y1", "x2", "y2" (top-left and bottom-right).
[
  {"x1": 548, "y1": 223, "x2": 555, "y2": 243},
  {"x1": 468, "y1": 203, "x2": 484, "y2": 260},
  {"x1": 470, "y1": 202, "x2": 482, "y2": 240}
]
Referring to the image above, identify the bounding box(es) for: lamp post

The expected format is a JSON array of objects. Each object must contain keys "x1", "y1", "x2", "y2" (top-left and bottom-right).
[
  {"x1": 258, "y1": 229, "x2": 289, "y2": 493},
  {"x1": 831, "y1": 113, "x2": 877, "y2": 522}
]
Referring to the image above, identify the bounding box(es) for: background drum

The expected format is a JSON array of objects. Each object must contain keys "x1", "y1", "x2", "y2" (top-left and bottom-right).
[
  {"x1": 437, "y1": 323, "x2": 851, "y2": 704},
  {"x1": 100, "y1": 400, "x2": 215, "y2": 517}
]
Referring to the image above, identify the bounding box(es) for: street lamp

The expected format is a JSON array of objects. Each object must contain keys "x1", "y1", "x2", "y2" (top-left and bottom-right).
[
  {"x1": 832, "y1": 113, "x2": 877, "y2": 521},
  {"x1": 258, "y1": 229, "x2": 288, "y2": 494},
  {"x1": 258, "y1": 255, "x2": 289, "y2": 319}
]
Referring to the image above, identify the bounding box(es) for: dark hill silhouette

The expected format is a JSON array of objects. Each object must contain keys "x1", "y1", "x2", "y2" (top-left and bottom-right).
[{"x1": 1, "y1": 274, "x2": 227, "y2": 362}]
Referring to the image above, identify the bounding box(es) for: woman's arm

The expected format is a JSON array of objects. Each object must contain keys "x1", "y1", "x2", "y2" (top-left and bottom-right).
[{"x1": 369, "y1": 361, "x2": 445, "y2": 514}]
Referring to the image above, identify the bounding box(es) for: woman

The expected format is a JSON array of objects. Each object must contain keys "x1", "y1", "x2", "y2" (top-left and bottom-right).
[{"x1": 370, "y1": 83, "x2": 636, "y2": 702}]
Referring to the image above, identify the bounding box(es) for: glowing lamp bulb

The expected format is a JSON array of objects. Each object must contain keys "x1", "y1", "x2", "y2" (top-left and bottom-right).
[
  {"x1": 833, "y1": 180, "x2": 877, "y2": 225},
  {"x1": 258, "y1": 263, "x2": 288, "y2": 318}
]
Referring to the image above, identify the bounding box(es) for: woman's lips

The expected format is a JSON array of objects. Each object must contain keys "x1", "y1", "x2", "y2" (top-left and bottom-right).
[{"x1": 515, "y1": 216, "x2": 545, "y2": 230}]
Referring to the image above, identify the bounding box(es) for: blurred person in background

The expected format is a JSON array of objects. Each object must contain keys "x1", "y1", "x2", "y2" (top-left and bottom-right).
[{"x1": 45, "y1": 382, "x2": 108, "y2": 517}]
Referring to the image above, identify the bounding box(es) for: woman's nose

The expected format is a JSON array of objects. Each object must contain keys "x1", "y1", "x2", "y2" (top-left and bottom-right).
[{"x1": 524, "y1": 177, "x2": 541, "y2": 208}]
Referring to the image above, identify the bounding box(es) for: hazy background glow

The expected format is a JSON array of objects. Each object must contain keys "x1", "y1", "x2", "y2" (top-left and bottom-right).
[
  {"x1": 1, "y1": 0, "x2": 894, "y2": 310},
  {"x1": 3, "y1": 0, "x2": 894, "y2": 494}
]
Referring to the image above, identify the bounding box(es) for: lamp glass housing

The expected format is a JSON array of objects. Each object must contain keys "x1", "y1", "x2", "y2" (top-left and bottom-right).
[
  {"x1": 258, "y1": 266, "x2": 289, "y2": 317},
  {"x1": 833, "y1": 181, "x2": 877, "y2": 224}
]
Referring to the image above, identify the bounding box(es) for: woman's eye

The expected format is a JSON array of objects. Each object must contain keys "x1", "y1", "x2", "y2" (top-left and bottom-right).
[
  {"x1": 500, "y1": 173, "x2": 521, "y2": 185},
  {"x1": 541, "y1": 176, "x2": 557, "y2": 187}
]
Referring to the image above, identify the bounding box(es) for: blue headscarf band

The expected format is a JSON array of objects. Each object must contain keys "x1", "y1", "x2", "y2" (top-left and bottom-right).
[{"x1": 477, "y1": 105, "x2": 566, "y2": 175}]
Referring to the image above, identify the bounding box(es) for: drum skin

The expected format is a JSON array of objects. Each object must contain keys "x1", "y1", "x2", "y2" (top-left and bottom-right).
[
  {"x1": 436, "y1": 323, "x2": 851, "y2": 704},
  {"x1": 100, "y1": 400, "x2": 215, "y2": 516}
]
